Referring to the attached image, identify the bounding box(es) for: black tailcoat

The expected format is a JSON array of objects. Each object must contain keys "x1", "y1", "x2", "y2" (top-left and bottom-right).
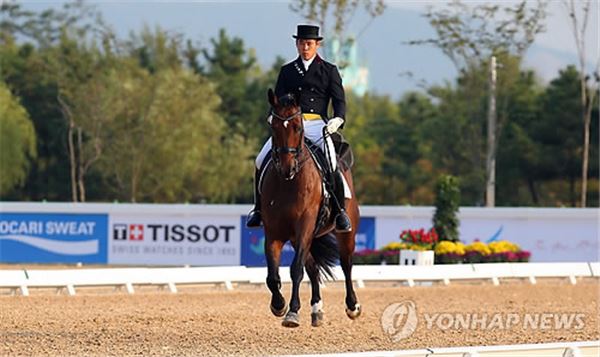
[{"x1": 274, "y1": 55, "x2": 346, "y2": 127}]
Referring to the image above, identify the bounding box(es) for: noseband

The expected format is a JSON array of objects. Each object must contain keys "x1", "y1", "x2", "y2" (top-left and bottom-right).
[{"x1": 270, "y1": 108, "x2": 304, "y2": 179}]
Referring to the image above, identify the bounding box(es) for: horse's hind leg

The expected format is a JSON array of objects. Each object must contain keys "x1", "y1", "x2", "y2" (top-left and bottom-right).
[
  {"x1": 337, "y1": 231, "x2": 361, "y2": 319},
  {"x1": 265, "y1": 239, "x2": 286, "y2": 317},
  {"x1": 305, "y1": 255, "x2": 324, "y2": 327}
]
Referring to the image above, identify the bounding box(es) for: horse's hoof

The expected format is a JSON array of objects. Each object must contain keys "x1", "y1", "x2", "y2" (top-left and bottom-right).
[
  {"x1": 270, "y1": 303, "x2": 287, "y2": 317},
  {"x1": 345, "y1": 303, "x2": 361, "y2": 320},
  {"x1": 282, "y1": 311, "x2": 300, "y2": 328},
  {"x1": 311, "y1": 311, "x2": 324, "y2": 327}
]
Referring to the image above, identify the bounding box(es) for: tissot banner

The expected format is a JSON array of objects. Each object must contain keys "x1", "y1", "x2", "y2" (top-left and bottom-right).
[
  {"x1": 241, "y1": 216, "x2": 376, "y2": 267},
  {"x1": 0, "y1": 212, "x2": 108, "y2": 263},
  {"x1": 108, "y1": 215, "x2": 240, "y2": 265}
]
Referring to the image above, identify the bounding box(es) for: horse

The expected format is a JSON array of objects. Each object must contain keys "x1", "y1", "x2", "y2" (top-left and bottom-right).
[{"x1": 261, "y1": 88, "x2": 361, "y2": 328}]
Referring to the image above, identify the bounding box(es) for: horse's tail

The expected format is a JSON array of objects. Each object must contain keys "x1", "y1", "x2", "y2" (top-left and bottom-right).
[{"x1": 309, "y1": 233, "x2": 339, "y2": 282}]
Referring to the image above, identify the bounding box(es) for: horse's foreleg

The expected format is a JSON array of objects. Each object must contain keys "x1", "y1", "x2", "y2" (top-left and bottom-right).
[
  {"x1": 305, "y1": 255, "x2": 324, "y2": 327},
  {"x1": 282, "y1": 241, "x2": 309, "y2": 328},
  {"x1": 265, "y1": 239, "x2": 286, "y2": 317},
  {"x1": 337, "y1": 232, "x2": 361, "y2": 320}
]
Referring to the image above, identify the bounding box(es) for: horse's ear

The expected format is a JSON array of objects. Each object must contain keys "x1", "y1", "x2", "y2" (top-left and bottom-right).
[
  {"x1": 267, "y1": 88, "x2": 277, "y2": 107},
  {"x1": 293, "y1": 91, "x2": 301, "y2": 106}
]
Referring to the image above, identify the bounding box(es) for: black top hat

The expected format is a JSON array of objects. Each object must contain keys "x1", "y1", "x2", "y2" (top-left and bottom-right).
[{"x1": 293, "y1": 25, "x2": 323, "y2": 41}]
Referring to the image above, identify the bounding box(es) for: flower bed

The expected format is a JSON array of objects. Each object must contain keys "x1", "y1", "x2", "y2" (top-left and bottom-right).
[{"x1": 353, "y1": 227, "x2": 531, "y2": 265}]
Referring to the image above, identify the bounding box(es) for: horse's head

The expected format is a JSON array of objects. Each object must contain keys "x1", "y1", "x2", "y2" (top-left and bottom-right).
[{"x1": 268, "y1": 88, "x2": 304, "y2": 181}]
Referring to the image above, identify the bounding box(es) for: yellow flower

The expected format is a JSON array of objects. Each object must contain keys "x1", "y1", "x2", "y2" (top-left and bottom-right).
[
  {"x1": 465, "y1": 241, "x2": 491, "y2": 255},
  {"x1": 488, "y1": 240, "x2": 521, "y2": 253},
  {"x1": 434, "y1": 241, "x2": 466, "y2": 255},
  {"x1": 435, "y1": 241, "x2": 457, "y2": 255}
]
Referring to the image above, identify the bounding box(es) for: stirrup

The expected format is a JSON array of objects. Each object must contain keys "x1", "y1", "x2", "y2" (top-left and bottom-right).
[
  {"x1": 335, "y1": 210, "x2": 352, "y2": 233},
  {"x1": 246, "y1": 209, "x2": 262, "y2": 228}
]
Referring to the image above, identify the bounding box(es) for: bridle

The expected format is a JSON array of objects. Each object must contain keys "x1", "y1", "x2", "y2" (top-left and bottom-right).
[{"x1": 270, "y1": 108, "x2": 305, "y2": 180}]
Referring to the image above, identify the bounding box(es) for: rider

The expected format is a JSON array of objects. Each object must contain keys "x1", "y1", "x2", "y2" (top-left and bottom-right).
[{"x1": 246, "y1": 24, "x2": 352, "y2": 233}]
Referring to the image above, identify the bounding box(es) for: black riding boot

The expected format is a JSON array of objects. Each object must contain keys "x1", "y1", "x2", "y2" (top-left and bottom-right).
[
  {"x1": 246, "y1": 169, "x2": 262, "y2": 228},
  {"x1": 330, "y1": 169, "x2": 352, "y2": 233}
]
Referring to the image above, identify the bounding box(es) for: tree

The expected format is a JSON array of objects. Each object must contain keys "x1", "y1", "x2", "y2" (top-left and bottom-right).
[
  {"x1": 432, "y1": 175, "x2": 460, "y2": 242},
  {"x1": 98, "y1": 64, "x2": 253, "y2": 203},
  {"x1": 124, "y1": 25, "x2": 185, "y2": 74},
  {"x1": 533, "y1": 66, "x2": 599, "y2": 206},
  {"x1": 51, "y1": 30, "x2": 123, "y2": 202},
  {"x1": 494, "y1": 68, "x2": 542, "y2": 206},
  {"x1": 409, "y1": 1, "x2": 547, "y2": 205},
  {"x1": 201, "y1": 30, "x2": 283, "y2": 202},
  {"x1": 202, "y1": 29, "x2": 257, "y2": 135},
  {"x1": 0, "y1": 0, "x2": 104, "y2": 49},
  {"x1": 0, "y1": 32, "x2": 71, "y2": 201},
  {"x1": 409, "y1": 1, "x2": 546, "y2": 71},
  {"x1": 562, "y1": 0, "x2": 599, "y2": 207},
  {"x1": 398, "y1": 92, "x2": 441, "y2": 203},
  {"x1": 289, "y1": 0, "x2": 385, "y2": 38},
  {"x1": 0, "y1": 81, "x2": 36, "y2": 195},
  {"x1": 1, "y1": 0, "x2": 112, "y2": 201},
  {"x1": 289, "y1": 0, "x2": 385, "y2": 67},
  {"x1": 341, "y1": 91, "x2": 437, "y2": 204}
]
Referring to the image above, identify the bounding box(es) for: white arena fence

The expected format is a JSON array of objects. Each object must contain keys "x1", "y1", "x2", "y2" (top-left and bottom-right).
[
  {"x1": 1, "y1": 262, "x2": 598, "y2": 296},
  {"x1": 280, "y1": 341, "x2": 600, "y2": 357},
  {"x1": 1, "y1": 202, "x2": 598, "y2": 265}
]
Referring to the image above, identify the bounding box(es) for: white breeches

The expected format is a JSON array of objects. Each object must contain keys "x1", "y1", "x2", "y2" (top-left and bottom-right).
[{"x1": 255, "y1": 120, "x2": 337, "y2": 170}]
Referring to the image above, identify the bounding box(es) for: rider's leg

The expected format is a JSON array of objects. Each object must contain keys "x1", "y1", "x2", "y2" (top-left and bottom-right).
[
  {"x1": 304, "y1": 120, "x2": 352, "y2": 232},
  {"x1": 246, "y1": 138, "x2": 271, "y2": 228},
  {"x1": 325, "y1": 135, "x2": 352, "y2": 233}
]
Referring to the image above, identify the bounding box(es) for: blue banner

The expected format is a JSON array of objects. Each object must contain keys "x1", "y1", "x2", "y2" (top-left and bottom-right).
[
  {"x1": 241, "y1": 216, "x2": 375, "y2": 267},
  {"x1": 0, "y1": 213, "x2": 108, "y2": 263}
]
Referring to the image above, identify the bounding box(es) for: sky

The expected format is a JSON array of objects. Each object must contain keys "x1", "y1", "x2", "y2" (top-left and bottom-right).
[{"x1": 13, "y1": 0, "x2": 600, "y2": 99}]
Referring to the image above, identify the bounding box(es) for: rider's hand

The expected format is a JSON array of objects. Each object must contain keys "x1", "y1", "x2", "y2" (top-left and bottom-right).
[
  {"x1": 266, "y1": 114, "x2": 273, "y2": 124},
  {"x1": 326, "y1": 117, "x2": 344, "y2": 134}
]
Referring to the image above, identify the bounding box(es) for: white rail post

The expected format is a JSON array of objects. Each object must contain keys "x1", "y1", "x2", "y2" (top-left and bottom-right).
[
  {"x1": 167, "y1": 282, "x2": 177, "y2": 293},
  {"x1": 463, "y1": 351, "x2": 479, "y2": 357},
  {"x1": 125, "y1": 283, "x2": 134, "y2": 294},
  {"x1": 563, "y1": 346, "x2": 582, "y2": 357}
]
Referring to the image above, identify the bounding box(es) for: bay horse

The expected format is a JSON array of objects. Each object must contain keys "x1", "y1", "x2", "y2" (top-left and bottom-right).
[{"x1": 261, "y1": 88, "x2": 361, "y2": 328}]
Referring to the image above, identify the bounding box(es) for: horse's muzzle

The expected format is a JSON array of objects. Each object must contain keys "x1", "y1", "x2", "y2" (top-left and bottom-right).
[
  {"x1": 276, "y1": 157, "x2": 299, "y2": 181},
  {"x1": 272, "y1": 149, "x2": 300, "y2": 181}
]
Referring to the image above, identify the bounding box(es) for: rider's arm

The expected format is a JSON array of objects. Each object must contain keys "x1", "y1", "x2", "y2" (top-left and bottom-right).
[
  {"x1": 329, "y1": 65, "x2": 346, "y2": 128},
  {"x1": 274, "y1": 67, "x2": 287, "y2": 99}
]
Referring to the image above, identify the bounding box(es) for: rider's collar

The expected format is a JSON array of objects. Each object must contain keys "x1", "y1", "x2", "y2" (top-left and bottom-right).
[{"x1": 302, "y1": 55, "x2": 317, "y2": 71}]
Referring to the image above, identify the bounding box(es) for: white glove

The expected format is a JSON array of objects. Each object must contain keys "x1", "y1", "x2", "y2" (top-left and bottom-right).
[
  {"x1": 326, "y1": 117, "x2": 344, "y2": 134},
  {"x1": 266, "y1": 114, "x2": 273, "y2": 124}
]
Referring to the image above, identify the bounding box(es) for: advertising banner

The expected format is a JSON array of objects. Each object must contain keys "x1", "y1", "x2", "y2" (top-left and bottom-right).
[
  {"x1": 459, "y1": 218, "x2": 599, "y2": 262},
  {"x1": 374, "y1": 211, "x2": 599, "y2": 262},
  {"x1": 0, "y1": 212, "x2": 108, "y2": 263},
  {"x1": 108, "y1": 215, "x2": 240, "y2": 265},
  {"x1": 241, "y1": 216, "x2": 376, "y2": 267}
]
